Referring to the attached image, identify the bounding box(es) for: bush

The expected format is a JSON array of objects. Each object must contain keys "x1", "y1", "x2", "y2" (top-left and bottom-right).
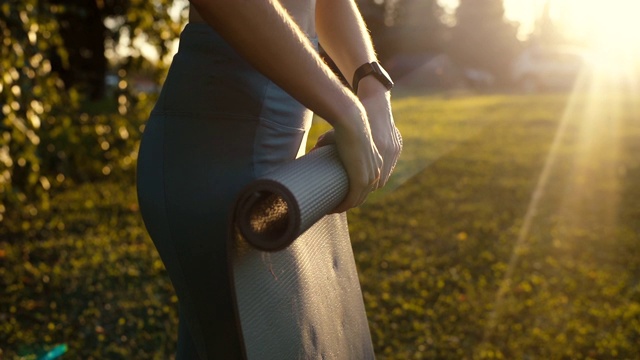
[{"x1": 0, "y1": 0, "x2": 184, "y2": 234}]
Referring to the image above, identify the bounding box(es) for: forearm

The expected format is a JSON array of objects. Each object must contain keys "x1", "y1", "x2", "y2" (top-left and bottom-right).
[
  {"x1": 189, "y1": 0, "x2": 362, "y2": 127},
  {"x1": 316, "y1": 0, "x2": 400, "y2": 191},
  {"x1": 315, "y1": 0, "x2": 378, "y2": 90}
]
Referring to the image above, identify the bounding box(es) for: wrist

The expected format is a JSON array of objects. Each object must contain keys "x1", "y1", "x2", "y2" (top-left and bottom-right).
[
  {"x1": 356, "y1": 76, "x2": 391, "y2": 100},
  {"x1": 329, "y1": 99, "x2": 370, "y2": 139},
  {"x1": 351, "y1": 61, "x2": 394, "y2": 95}
]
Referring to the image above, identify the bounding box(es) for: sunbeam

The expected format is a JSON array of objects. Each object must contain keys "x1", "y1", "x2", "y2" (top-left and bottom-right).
[
  {"x1": 480, "y1": 70, "x2": 587, "y2": 345},
  {"x1": 480, "y1": 49, "x2": 640, "y2": 347}
]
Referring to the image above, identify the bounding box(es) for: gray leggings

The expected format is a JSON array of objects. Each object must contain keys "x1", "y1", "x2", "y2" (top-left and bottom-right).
[{"x1": 136, "y1": 23, "x2": 313, "y2": 359}]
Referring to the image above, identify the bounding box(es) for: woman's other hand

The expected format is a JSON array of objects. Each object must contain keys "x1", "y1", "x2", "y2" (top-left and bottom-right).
[
  {"x1": 356, "y1": 76, "x2": 402, "y2": 190},
  {"x1": 324, "y1": 106, "x2": 383, "y2": 213},
  {"x1": 314, "y1": 90, "x2": 401, "y2": 212}
]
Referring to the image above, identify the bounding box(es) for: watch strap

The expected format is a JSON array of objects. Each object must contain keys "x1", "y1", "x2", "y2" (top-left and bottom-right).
[{"x1": 352, "y1": 61, "x2": 393, "y2": 94}]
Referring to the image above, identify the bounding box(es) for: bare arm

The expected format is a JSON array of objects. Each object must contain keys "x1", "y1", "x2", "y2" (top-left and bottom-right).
[
  {"x1": 315, "y1": 0, "x2": 376, "y2": 84},
  {"x1": 316, "y1": 0, "x2": 402, "y2": 188},
  {"x1": 190, "y1": 0, "x2": 354, "y2": 123},
  {"x1": 188, "y1": 0, "x2": 382, "y2": 210}
]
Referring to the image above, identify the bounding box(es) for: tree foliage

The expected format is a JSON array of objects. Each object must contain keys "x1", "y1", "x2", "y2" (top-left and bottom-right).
[
  {"x1": 385, "y1": 0, "x2": 446, "y2": 54},
  {"x1": 358, "y1": 0, "x2": 447, "y2": 60},
  {"x1": 0, "y1": 0, "x2": 187, "y2": 233},
  {"x1": 448, "y1": 0, "x2": 521, "y2": 84},
  {"x1": 528, "y1": 1, "x2": 569, "y2": 48}
]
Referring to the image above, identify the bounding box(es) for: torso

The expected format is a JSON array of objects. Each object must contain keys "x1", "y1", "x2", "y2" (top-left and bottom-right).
[{"x1": 189, "y1": 0, "x2": 316, "y2": 37}]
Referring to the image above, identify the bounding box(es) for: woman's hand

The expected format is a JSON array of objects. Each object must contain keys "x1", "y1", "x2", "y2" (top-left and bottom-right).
[
  {"x1": 357, "y1": 77, "x2": 402, "y2": 190},
  {"x1": 314, "y1": 106, "x2": 383, "y2": 213},
  {"x1": 314, "y1": 89, "x2": 401, "y2": 212},
  {"x1": 332, "y1": 107, "x2": 384, "y2": 213}
]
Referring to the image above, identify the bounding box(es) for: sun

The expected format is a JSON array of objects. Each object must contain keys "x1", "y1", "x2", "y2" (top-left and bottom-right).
[{"x1": 563, "y1": 0, "x2": 640, "y2": 56}]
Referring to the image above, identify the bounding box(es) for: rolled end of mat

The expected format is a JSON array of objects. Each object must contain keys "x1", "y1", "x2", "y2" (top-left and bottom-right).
[
  {"x1": 234, "y1": 181, "x2": 300, "y2": 251},
  {"x1": 233, "y1": 145, "x2": 348, "y2": 251}
]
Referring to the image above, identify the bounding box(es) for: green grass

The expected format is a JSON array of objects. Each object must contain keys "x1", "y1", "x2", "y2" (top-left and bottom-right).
[
  {"x1": 2, "y1": 93, "x2": 639, "y2": 359},
  {"x1": 350, "y1": 92, "x2": 640, "y2": 359},
  {"x1": 0, "y1": 182, "x2": 177, "y2": 359}
]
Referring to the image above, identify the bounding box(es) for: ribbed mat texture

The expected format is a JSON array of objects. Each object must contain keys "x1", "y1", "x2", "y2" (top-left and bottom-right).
[
  {"x1": 230, "y1": 145, "x2": 381, "y2": 359},
  {"x1": 234, "y1": 145, "x2": 348, "y2": 251}
]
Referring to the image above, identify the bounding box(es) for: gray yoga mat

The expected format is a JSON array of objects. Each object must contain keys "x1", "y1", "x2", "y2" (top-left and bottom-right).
[
  {"x1": 230, "y1": 144, "x2": 375, "y2": 359},
  {"x1": 233, "y1": 145, "x2": 348, "y2": 251}
]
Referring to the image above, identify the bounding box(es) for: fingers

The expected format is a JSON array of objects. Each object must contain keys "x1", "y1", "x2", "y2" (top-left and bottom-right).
[
  {"x1": 332, "y1": 169, "x2": 381, "y2": 213},
  {"x1": 311, "y1": 129, "x2": 335, "y2": 151},
  {"x1": 328, "y1": 103, "x2": 400, "y2": 213},
  {"x1": 331, "y1": 136, "x2": 383, "y2": 213},
  {"x1": 359, "y1": 95, "x2": 402, "y2": 192},
  {"x1": 332, "y1": 124, "x2": 400, "y2": 213},
  {"x1": 372, "y1": 126, "x2": 402, "y2": 191}
]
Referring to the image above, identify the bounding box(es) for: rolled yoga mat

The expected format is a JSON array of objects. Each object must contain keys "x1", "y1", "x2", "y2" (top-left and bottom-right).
[{"x1": 233, "y1": 144, "x2": 348, "y2": 251}]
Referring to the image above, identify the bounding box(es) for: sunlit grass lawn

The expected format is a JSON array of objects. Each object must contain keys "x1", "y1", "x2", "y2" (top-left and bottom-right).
[
  {"x1": 349, "y1": 91, "x2": 640, "y2": 359},
  {"x1": 2, "y1": 92, "x2": 639, "y2": 359}
]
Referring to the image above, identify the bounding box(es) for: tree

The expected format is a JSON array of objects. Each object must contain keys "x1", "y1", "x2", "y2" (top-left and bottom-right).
[
  {"x1": 358, "y1": 0, "x2": 446, "y2": 60},
  {"x1": 448, "y1": 0, "x2": 521, "y2": 84},
  {"x1": 0, "y1": 0, "x2": 187, "y2": 232},
  {"x1": 529, "y1": 0, "x2": 567, "y2": 47},
  {"x1": 356, "y1": 0, "x2": 389, "y2": 59},
  {"x1": 389, "y1": 0, "x2": 446, "y2": 54},
  {"x1": 48, "y1": 0, "x2": 185, "y2": 99}
]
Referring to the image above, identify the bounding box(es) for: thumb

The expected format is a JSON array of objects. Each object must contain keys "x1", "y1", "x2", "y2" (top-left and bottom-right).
[{"x1": 311, "y1": 129, "x2": 336, "y2": 151}]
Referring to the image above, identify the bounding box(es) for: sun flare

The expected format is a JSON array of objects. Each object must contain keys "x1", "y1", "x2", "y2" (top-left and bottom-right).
[{"x1": 563, "y1": 0, "x2": 640, "y2": 56}]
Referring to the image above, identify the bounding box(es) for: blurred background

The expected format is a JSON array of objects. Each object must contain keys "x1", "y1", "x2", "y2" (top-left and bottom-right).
[{"x1": 1, "y1": 0, "x2": 639, "y2": 359}]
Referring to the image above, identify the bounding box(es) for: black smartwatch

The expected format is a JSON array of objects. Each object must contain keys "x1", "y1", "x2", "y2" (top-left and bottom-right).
[{"x1": 352, "y1": 61, "x2": 394, "y2": 94}]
